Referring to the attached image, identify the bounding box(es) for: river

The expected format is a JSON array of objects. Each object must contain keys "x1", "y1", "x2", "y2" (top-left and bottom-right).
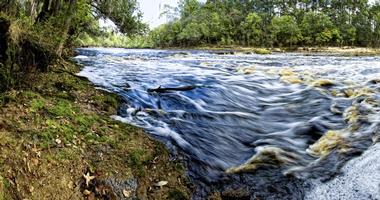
[{"x1": 75, "y1": 48, "x2": 380, "y2": 199}]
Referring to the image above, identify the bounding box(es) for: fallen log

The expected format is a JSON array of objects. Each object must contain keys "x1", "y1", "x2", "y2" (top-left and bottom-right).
[{"x1": 147, "y1": 85, "x2": 197, "y2": 93}]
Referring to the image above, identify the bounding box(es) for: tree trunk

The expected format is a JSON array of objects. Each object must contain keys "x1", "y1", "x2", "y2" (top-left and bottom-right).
[
  {"x1": 36, "y1": 0, "x2": 51, "y2": 22},
  {"x1": 56, "y1": 0, "x2": 77, "y2": 56}
]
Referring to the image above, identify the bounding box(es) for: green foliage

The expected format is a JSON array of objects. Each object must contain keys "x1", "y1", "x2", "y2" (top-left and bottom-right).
[
  {"x1": 92, "y1": 0, "x2": 147, "y2": 35},
  {"x1": 241, "y1": 13, "x2": 263, "y2": 46},
  {"x1": 271, "y1": 16, "x2": 301, "y2": 47},
  {"x1": 75, "y1": 32, "x2": 153, "y2": 48},
  {"x1": 151, "y1": 0, "x2": 380, "y2": 48},
  {"x1": 0, "y1": 0, "x2": 147, "y2": 91},
  {"x1": 300, "y1": 12, "x2": 335, "y2": 45}
]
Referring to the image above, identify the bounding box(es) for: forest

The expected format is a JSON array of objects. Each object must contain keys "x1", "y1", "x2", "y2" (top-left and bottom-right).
[
  {"x1": 0, "y1": 0, "x2": 146, "y2": 91},
  {"x1": 150, "y1": 0, "x2": 380, "y2": 47},
  {"x1": 3, "y1": 0, "x2": 380, "y2": 91},
  {"x1": 1, "y1": 1, "x2": 380, "y2": 199}
]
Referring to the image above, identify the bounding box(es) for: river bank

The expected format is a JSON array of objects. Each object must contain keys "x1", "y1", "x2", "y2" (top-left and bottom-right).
[
  {"x1": 190, "y1": 46, "x2": 380, "y2": 56},
  {"x1": 0, "y1": 60, "x2": 191, "y2": 199}
]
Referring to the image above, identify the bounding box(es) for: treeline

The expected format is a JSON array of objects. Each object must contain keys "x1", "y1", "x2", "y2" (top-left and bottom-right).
[
  {"x1": 149, "y1": 0, "x2": 380, "y2": 48},
  {"x1": 0, "y1": 0, "x2": 145, "y2": 91}
]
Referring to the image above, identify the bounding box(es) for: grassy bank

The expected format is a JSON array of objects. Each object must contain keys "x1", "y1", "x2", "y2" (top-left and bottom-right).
[{"x1": 0, "y1": 61, "x2": 191, "y2": 199}]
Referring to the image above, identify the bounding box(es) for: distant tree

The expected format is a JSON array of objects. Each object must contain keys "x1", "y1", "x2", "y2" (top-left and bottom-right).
[
  {"x1": 150, "y1": 0, "x2": 378, "y2": 48},
  {"x1": 241, "y1": 13, "x2": 263, "y2": 46},
  {"x1": 271, "y1": 16, "x2": 302, "y2": 47},
  {"x1": 300, "y1": 12, "x2": 335, "y2": 45}
]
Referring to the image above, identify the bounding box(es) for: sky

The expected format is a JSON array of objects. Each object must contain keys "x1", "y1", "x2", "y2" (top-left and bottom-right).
[{"x1": 138, "y1": 0, "x2": 179, "y2": 28}]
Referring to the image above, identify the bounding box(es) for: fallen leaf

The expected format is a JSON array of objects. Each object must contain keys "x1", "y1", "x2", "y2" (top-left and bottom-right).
[
  {"x1": 123, "y1": 189, "x2": 131, "y2": 198},
  {"x1": 83, "y1": 172, "x2": 95, "y2": 186},
  {"x1": 83, "y1": 189, "x2": 91, "y2": 196},
  {"x1": 154, "y1": 181, "x2": 168, "y2": 187}
]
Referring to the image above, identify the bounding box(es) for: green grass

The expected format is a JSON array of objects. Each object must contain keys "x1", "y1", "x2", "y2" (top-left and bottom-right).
[
  {"x1": 30, "y1": 98, "x2": 45, "y2": 112},
  {"x1": 48, "y1": 99, "x2": 77, "y2": 118},
  {"x1": 0, "y1": 175, "x2": 10, "y2": 200},
  {"x1": 128, "y1": 149, "x2": 148, "y2": 176}
]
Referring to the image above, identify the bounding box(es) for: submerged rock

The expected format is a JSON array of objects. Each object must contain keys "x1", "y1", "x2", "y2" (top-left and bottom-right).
[
  {"x1": 279, "y1": 69, "x2": 296, "y2": 77},
  {"x1": 237, "y1": 66, "x2": 256, "y2": 74},
  {"x1": 281, "y1": 75, "x2": 303, "y2": 84},
  {"x1": 312, "y1": 79, "x2": 335, "y2": 87},
  {"x1": 307, "y1": 130, "x2": 349, "y2": 157},
  {"x1": 226, "y1": 146, "x2": 301, "y2": 174}
]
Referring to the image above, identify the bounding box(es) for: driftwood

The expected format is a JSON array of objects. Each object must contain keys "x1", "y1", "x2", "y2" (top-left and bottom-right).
[{"x1": 147, "y1": 85, "x2": 197, "y2": 93}]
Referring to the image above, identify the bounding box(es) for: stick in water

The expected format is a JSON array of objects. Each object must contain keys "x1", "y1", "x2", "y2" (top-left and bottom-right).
[{"x1": 147, "y1": 85, "x2": 197, "y2": 93}]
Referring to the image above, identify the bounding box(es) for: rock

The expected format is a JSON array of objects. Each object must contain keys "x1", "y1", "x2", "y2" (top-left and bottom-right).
[
  {"x1": 281, "y1": 75, "x2": 302, "y2": 84},
  {"x1": 313, "y1": 79, "x2": 335, "y2": 87},
  {"x1": 154, "y1": 181, "x2": 168, "y2": 187},
  {"x1": 237, "y1": 66, "x2": 255, "y2": 74},
  {"x1": 123, "y1": 189, "x2": 131, "y2": 198},
  {"x1": 369, "y1": 79, "x2": 380, "y2": 84},
  {"x1": 306, "y1": 130, "x2": 348, "y2": 157},
  {"x1": 123, "y1": 82, "x2": 131, "y2": 89},
  {"x1": 305, "y1": 144, "x2": 380, "y2": 200},
  {"x1": 279, "y1": 69, "x2": 296, "y2": 77},
  {"x1": 253, "y1": 48, "x2": 272, "y2": 55},
  {"x1": 222, "y1": 188, "x2": 250, "y2": 199},
  {"x1": 55, "y1": 138, "x2": 62, "y2": 145},
  {"x1": 226, "y1": 146, "x2": 300, "y2": 174},
  {"x1": 83, "y1": 189, "x2": 91, "y2": 196}
]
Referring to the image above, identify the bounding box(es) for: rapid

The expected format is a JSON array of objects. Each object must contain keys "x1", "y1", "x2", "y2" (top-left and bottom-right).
[{"x1": 75, "y1": 48, "x2": 380, "y2": 199}]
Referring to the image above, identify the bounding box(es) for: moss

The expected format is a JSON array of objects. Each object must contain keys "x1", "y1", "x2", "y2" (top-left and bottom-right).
[
  {"x1": 48, "y1": 99, "x2": 77, "y2": 118},
  {"x1": 168, "y1": 189, "x2": 188, "y2": 200},
  {"x1": 0, "y1": 61, "x2": 191, "y2": 199},
  {"x1": 128, "y1": 149, "x2": 148, "y2": 176},
  {"x1": 29, "y1": 98, "x2": 45, "y2": 112},
  {"x1": 91, "y1": 93, "x2": 120, "y2": 111}
]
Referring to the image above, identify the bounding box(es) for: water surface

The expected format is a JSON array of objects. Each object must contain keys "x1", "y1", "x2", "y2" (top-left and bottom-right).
[{"x1": 75, "y1": 48, "x2": 380, "y2": 199}]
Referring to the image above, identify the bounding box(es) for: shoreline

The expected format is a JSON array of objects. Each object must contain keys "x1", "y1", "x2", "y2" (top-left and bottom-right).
[
  {"x1": 186, "y1": 46, "x2": 380, "y2": 56},
  {"x1": 0, "y1": 60, "x2": 191, "y2": 199},
  {"x1": 78, "y1": 45, "x2": 380, "y2": 56}
]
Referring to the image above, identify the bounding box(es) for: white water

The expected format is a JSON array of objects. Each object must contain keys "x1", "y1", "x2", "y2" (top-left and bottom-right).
[
  {"x1": 306, "y1": 143, "x2": 380, "y2": 200},
  {"x1": 75, "y1": 48, "x2": 380, "y2": 199}
]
